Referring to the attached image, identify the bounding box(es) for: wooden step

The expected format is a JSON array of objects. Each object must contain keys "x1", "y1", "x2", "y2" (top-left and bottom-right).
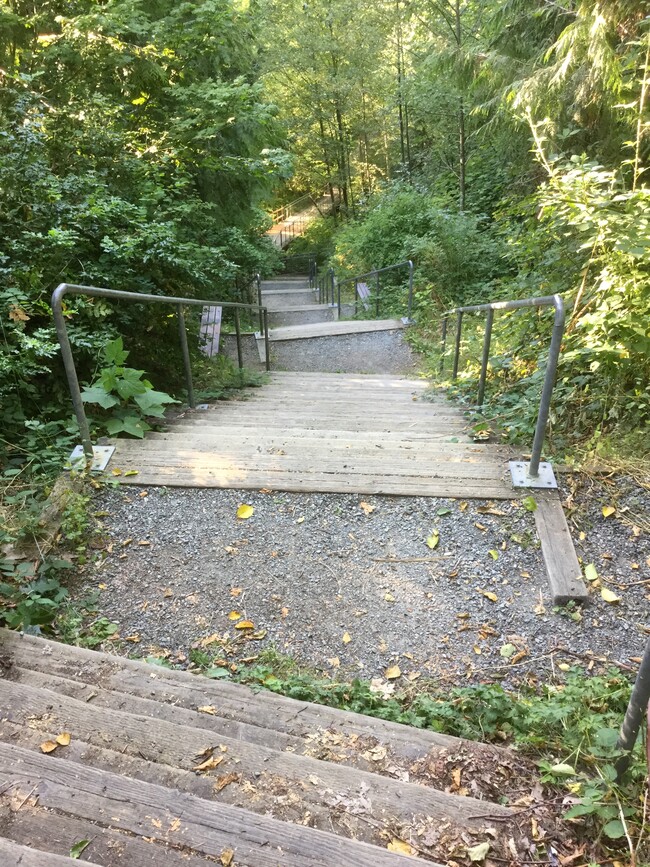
[
  {"x1": 0, "y1": 629, "x2": 534, "y2": 865},
  {"x1": 0, "y1": 743, "x2": 429, "y2": 867},
  {"x1": 0, "y1": 838, "x2": 98, "y2": 866},
  {"x1": 266, "y1": 318, "x2": 407, "y2": 342}
]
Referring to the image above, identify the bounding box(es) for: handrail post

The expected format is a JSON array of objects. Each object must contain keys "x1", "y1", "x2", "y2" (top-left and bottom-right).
[
  {"x1": 337, "y1": 275, "x2": 341, "y2": 319},
  {"x1": 615, "y1": 635, "x2": 650, "y2": 779},
  {"x1": 52, "y1": 285, "x2": 94, "y2": 459},
  {"x1": 354, "y1": 278, "x2": 358, "y2": 316},
  {"x1": 375, "y1": 272, "x2": 380, "y2": 317},
  {"x1": 329, "y1": 268, "x2": 335, "y2": 305},
  {"x1": 234, "y1": 307, "x2": 243, "y2": 371},
  {"x1": 477, "y1": 308, "x2": 494, "y2": 407},
  {"x1": 177, "y1": 305, "x2": 195, "y2": 409},
  {"x1": 407, "y1": 260, "x2": 414, "y2": 320},
  {"x1": 452, "y1": 311, "x2": 463, "y2": 380},
  {"x1": 263, "y1": 308, "x2": 271, "y2": 372},
  {"x1": 257, "y1": 273, "x2": 263, "y2": 333},
  {"x1": 440, "y1": 316, "x2": 448, "y2": 373},
  {"x1": 529, "y1": 295, "x2": 564, "y2": 477}
]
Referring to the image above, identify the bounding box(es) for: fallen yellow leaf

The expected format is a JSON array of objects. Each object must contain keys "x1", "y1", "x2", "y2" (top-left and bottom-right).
[
  {"x1": 220, "y1": 849, "x2": 235, "y2": 867},
  {"x1": 193, "y1": 755, "x2": 224, "y2": 771},
  {"x1": 602, "y1": 505, "x2": 616, "y2": 518},
  {"x1": 198, "y1": 705, "x2": 217, "y2": 715},
  {"x1": 601, "y1": 587, "x2": 620, "y2": 604},
  {"x1": 426, "y1": 530, "x2": 439, "y2": 549},
  {"x1": 459, "y1": 501, "x2": 468, "y2": 511},
  {"x1": 387, "y1": 839, "x2": 416, "y2": 855},
  {"x1": 342, "y1": 631, "x2": 352, "y2": 644},
  {"x1": 40, "y1": 740, "x2": 58, "y2": 753},
  {"x1": 235, "y1": 620, "x2": 254, "y2": 629},
  {"x1": 359, "y1": 501, "x2": 375, "y2": 515},
  {"x1": 236, "y1": 504, "x2": 254, "y2": 520},
  {"x1": 384, "y1": 592, "x2": 395, "y2": 602},
  {"x1": 478, "y1": 589, "x2": 498, "y2": 602},
  {"x1": 228, "y1": 611, "x2": 242, "y2": 621},
  {"x1": 328, "y1": 656, "x2": 340, "y2": 668},
  {"x1": 230, "y1": 587, "x2": 243, "y2": 596},
  {"x1": 385, "y1": 664, "x2": 401, "y2": 679},
  {"x1": 123, "y1": 470, "x2": 139, "y2": 476},
  {"x1": 111, "y1": 468, "x2": 122, "y2": 476}
]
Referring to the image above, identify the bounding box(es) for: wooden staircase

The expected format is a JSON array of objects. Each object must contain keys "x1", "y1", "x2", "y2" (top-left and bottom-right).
[
  {"x1": 0, "y1": 628, "x2": 564, "y2": 865},
  {"x1": 108, "y1": 371, "x2": 512, "y2": 498}
]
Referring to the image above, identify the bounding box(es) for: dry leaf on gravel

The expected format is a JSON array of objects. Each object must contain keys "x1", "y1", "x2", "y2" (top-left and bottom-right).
[
  {"x1": 197, "y1": 705, "x2": 217, "y2": 715},
  {"x1": 467, "y1": 841, "x2": 490, "y2": 862},
  {"x1": 40, "y1": 740, "x2": 58, "y2": 753},
  {"x1": 342, "y1": 631, "x2": 352, "y2": 644},
  {"x1": 56, "y1": 732, "x2": 71, "y2": 746},
  {"x1": 359, "y1": 501, "x2": 375, "y2": 515},
  {"x1": 228, "y1": 611, "x2": 242, "y2": 621},
  {"x1": 385, "y1": 664, "x2": 401, "y2": 679},
  {"x1": 602, "y1": 505, "x2": 616, "y2": 518},
  {"x1": 230, "y1": 587, "x2": 243, "y2": 596},
  {"x1": 236, "y1": 504, "x2": 254, "y2": 520},
  {"x1": 426, "y1": 530, "x2": 439, "y2": 549},
  {"x1": 601, "y1": 587, "x2": 620, "y2": 604},
  {"x1": 235, "y1": 620, "x2": 254, "y2": 629},
  {"x1": 478, "y1": 589, "x2": 498, "y2": 602}
]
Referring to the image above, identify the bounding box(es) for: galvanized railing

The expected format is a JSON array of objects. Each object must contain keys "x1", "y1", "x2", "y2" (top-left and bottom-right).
[
  {"x1": 317, "y1": 267, "x2": 336, "y2": 305},
  {"x1": 440, "y1": 294, "x2": 565, "y2": 479},
  {"x1": 281, "y1": 254, "x2": 317, "y2": 288},
  {"x1": 336, "y1": 260, "x2": 414, "y2": 320},
  {"x1": 52, "y1": 283, "x2": 270, "y2": 460}
]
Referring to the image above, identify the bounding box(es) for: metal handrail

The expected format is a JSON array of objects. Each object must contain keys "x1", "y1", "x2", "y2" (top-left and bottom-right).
[
  {"x1": 51, "y1": 283, "x2": 271, "y2": 460},
  {"x1": 317, "y1": 267, "x2": 335, "y2": 305},
  {"x1": 440, "y1": 294, "x2": 565, "y2": 478},
  {"x1": 336, "y1": 260, "x2": 414, "y2": 320}
]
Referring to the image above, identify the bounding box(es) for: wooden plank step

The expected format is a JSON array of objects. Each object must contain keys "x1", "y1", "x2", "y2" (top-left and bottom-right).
[
  {"x1": 0, "y1": 679, "x2": 510, "y2": 836},
  {"x1": 0, "y1": 630, "x2": 502, "y2": 763},
  {"x1": 105, "y1": 453, "x2": 507, "y2": 479},
  {"x1": 0, "y1": 744, "x2": 432, "y2": 866},
  {"x1": 113, "y1": 431, "x2": 500, "y2": 453},
  {"x1": 113, "y1": 471, "x2": 511, "y2": 497},
  {"x1": 130, "y1": 426, "x2": 479, "y2": 444},
  {"x1": 266, "y1": 319, "x2": 406, "y2": 341},
  {"x1": 0, "y1": 838, "x2": 97, "y2": 866},
  {"x1": 534, "y1": 491, "x2": 589, "y2": 604}
]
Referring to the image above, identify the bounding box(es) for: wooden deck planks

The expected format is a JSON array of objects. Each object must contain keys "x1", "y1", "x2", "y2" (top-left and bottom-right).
[{"x1": 108, "y1": 372, "x2": 514, "y2": 497}]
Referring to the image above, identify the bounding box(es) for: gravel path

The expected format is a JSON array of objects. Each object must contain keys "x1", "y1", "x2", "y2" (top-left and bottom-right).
[{"x1": 77, "y1": 478, "x2": 649, "y2": 685}]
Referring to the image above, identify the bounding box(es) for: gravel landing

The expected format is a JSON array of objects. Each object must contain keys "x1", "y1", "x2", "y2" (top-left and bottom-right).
[{"x1": 78, "y1": 481, "x2": 649, "y2": 684}]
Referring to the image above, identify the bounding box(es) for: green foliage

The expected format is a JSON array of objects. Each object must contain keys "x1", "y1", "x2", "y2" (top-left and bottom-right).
[
  {"x1": 81, "y1": 338, "x2": 178, "y2": 438},
  {"x1": 0, "y1": 554, "x2": 72, "y2": 631},
  {"x1": 0, "y1": 0, "x2": 287, "y2": 466}
]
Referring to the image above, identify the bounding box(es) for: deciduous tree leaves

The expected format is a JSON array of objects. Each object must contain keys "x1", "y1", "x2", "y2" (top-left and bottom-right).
[{"x1": 236, "y1": 504, "x2": 254, "y2": 520}]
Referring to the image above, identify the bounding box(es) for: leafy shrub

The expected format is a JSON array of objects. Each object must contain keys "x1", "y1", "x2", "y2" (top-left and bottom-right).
[{"x1": 81, "y1": 338, "x2": 178, "y2": 438}]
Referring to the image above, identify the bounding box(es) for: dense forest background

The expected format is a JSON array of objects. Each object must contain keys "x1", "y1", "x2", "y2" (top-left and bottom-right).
[{"x1": 1, "y1": 0, "x2": 649, "y2": 472}]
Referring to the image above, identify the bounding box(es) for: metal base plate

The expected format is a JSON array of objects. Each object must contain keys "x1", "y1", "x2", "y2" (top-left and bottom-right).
[
  {"x1": 509, "y1": 460, "x2": 558, "y2": 489},
  {"x1": 66, "y1": 445, "x2": 115, "y2": 473}
]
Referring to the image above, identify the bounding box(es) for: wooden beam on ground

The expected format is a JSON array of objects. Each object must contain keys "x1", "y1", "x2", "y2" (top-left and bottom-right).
[{"x1": 533, "y1": 490, "x2": 589, "y2": 604}]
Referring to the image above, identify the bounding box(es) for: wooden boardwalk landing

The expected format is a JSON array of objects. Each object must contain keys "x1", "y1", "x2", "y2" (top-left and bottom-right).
[{"x1": 108, "y1": 371, "x2": 513, "y2": 498}]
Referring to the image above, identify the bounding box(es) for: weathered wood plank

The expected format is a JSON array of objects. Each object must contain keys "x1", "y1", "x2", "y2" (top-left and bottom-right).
[
  {"x1": 0, "y1": 630, "x2": 504, "y2": 761},
  {"x1": 533, "y1": 491, "x2": 589, "y2": 604},
  {"x1": 0, "y1": 744, "x2": 436, "y2": 866},
  {"x1": 0, "y1": 735, "x2": 218, "y2": 865},
  {"x1": 268, "y1": 319, "x2": 406, "y2": 341},
  {"x1": 0, "y1": 679, "x2": 511, "y2": 828},
  {"x1": 0, "y1": 838, "x2": 97, "y2": 866}
]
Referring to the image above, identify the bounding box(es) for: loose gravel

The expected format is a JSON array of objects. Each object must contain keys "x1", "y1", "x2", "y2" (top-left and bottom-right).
[{"x1": 77, "y1": 477, "x2": 649, "y2": 685}]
